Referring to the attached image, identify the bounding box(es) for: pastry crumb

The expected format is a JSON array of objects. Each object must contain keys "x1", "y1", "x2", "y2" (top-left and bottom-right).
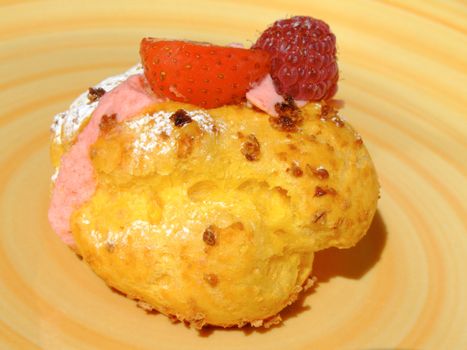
[{"x1": 136, "y1": 300, "x2": 154, "y2": 312}]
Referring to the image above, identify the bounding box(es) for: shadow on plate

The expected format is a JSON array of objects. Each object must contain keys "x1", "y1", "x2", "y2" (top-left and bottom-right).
[
  {"x1": 312, "y1": 210, "x2": 387, "y2": 282},
  {"x1": 198, "y1": 210, "x2": 387, "y2": 337}
]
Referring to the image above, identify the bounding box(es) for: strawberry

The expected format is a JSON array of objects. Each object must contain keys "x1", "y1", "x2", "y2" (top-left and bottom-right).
[{"x1": 140, "y1": 39, "x2": 271, "y2": 108}]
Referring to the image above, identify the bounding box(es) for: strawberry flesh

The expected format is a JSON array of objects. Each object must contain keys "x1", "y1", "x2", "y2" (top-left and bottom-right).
[{"x1": 140, "y1": 39, "x2": 270, "y2": 108}]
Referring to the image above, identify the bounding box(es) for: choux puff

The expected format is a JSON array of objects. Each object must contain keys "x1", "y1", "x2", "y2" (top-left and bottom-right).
[{"x1": 50, "y1": 92, "x2": 379, "y2": 328}]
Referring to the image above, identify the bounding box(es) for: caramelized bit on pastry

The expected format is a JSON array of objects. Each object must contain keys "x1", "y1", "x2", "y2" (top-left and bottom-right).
[
  {"x1": 314, "y1": 186, "x2": 337, "y2": 197},
  {"x1": 88, "y1": 87, "x2": 106, "y2": 103},
  {"x1": 241, "y1": 134, "x2": 261, "y2": 161},
  {"x1": 99, "y1": 113, "x2": 118, "y2": 134},
  {"x1": 307, "y1": 165, "x2": 329, "y2": 180},
  {"x1": 270, "y1": 96, "x2": 303, "y2": 132},
  {"x1": 203, "y1": 225, "x2": 218, "y2": 246},
  {"x1": 170, "y1": 109, "x2": 193, "y2": 127},
  {"x1": 287, "y1": 162, "x2": 303, "y2": 177}
]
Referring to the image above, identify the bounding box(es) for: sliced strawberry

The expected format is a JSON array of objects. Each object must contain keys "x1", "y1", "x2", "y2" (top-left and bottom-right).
[{"x1": 140, "y1": 39, "x2": 270, "y2": 108}]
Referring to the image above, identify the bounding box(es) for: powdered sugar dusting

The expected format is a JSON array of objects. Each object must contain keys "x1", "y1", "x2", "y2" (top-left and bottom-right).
[
  {"x1": 51, "y1": 168, "x2": 59, "y2": 183},
  {"x1": 51, "y1": 64, "x2": 144, "y2": 145},
  {"x1": 90, "y1": 220, "x2": 152, "y2": 249},
  {"x1": 126, "y1": 109, "x2": 222, "y2": 159}
]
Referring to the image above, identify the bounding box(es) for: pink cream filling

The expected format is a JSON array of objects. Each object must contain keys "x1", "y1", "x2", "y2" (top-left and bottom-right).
[
  {"x1": 246, "y1": 74, "x2": 307, "y2": 116},
  {"x1": 49, "y1": 72, "x2": 307, "y2": 246},
  {"x1": 48, "y1": 74, "x2": 159, "y2": 245}
]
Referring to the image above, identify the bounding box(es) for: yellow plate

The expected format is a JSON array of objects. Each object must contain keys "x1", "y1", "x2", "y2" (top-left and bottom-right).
[{"x1": 1, "y1": 0, "x2": 466, "y2": 348}]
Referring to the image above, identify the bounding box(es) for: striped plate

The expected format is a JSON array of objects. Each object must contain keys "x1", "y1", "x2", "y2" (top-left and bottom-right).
[{"x1": 0, "y1": 0, "x2": 466, "y2": 349}]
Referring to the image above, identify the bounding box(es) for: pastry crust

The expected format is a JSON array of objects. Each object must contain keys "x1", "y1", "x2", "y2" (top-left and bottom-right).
[{"x1": 54, "y1": 100, "x2": 379, "y2": 328}]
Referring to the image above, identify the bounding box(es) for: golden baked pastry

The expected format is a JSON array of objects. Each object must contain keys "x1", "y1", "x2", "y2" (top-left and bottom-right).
[{"x1": 52, "y1": 100, "x2": 378, "y2": 328}]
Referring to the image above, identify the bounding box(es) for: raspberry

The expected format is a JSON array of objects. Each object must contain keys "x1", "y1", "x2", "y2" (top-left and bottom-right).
[{"x1": 253, "y1": 16, "x2": 338, "y2": 101}]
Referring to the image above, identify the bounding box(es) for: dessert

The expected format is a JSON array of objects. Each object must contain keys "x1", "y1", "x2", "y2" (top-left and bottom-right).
[{"x1": 49, "y1": 16, "x2": 379, "y2": 328}]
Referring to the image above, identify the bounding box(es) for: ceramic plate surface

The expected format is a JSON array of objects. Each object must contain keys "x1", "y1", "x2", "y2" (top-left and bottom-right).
[{"x1": 1, "y1": 1, "x2": 466, "y2": 349}]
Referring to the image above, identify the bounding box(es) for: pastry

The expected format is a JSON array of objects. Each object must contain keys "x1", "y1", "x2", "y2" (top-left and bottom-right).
[{"x1": 49, "y1": 16, "x2": 379, "y2": 328}]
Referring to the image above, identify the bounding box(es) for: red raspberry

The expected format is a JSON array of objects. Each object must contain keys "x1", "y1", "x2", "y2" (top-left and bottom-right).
[{"x1": 253, "y1": 16, "x2": 338, "y2": 101}]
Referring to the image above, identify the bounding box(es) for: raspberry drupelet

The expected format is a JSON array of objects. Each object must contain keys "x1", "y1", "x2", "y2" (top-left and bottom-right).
[{"x1": 253, "y1": 16, "x2": 338, "y2": 101}]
